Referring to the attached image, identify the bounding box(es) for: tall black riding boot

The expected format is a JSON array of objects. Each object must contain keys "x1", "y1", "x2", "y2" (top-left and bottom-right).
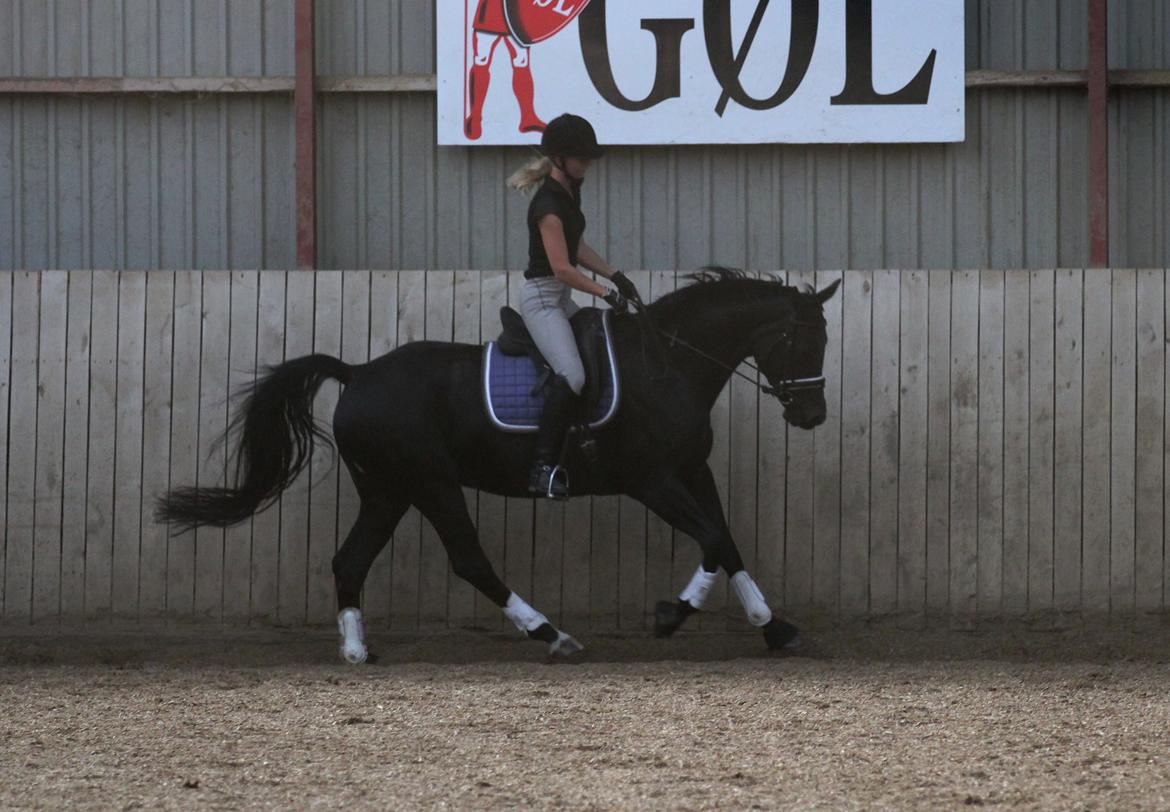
[{"x1": 528, "y1": 375, "x2": 578, "y2": 500}]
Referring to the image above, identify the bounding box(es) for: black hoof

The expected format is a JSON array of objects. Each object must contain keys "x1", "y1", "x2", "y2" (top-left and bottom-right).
[
  {"x1": 654, "y1": 600, "x2": 695, "y2": 638},
  {"x1": 527, "y1": 622, "x2": 561, "y2": 645},
  {"x1": 763, "y1": 618, "x2": 800, "y2": 650}
]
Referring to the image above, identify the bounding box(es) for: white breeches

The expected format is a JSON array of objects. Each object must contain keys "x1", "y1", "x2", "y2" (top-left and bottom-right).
[{"x1": 474, "y1": 32, "x2": 529, "y2": 67}]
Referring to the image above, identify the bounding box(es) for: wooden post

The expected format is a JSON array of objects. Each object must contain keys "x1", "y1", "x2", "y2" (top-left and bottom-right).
[
  {"x1": 295, "y1": 0, "x2": 317, "y2": 270},
  {"x1": 1087, "y1": 0, "x2": 1109, "y2": 267}
]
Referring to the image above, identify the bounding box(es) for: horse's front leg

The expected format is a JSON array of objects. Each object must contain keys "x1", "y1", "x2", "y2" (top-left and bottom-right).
[{"x1": 637, "y1": 466, "x2": 800, "y2": 650}]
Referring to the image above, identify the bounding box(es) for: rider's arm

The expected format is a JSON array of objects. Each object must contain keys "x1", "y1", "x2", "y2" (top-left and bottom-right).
[
  {"x1": 538, "y1": 214, "x2": 609, "y2": 297},
  {"x1": 575, "y1": 239, "x2": 617, "y2": 279}
]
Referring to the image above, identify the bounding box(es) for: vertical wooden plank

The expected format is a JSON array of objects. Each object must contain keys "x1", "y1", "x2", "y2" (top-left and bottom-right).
[
  {"x1": 195, "y1": 272, "x2": 230, "y2": 621},
  {"x1": 31, "y1": 272, "x2": 67, "y2": 624},
  {"x1": 307, "y1": 272, "x2": 343, "y2": 625},
  {"x1": 1029, "y1": 270, "x2": 1056, "y2": 613},
  {"x1": 1110, "y1": 269, "x2": 1137, "y2": 615},
  {"x1": 278, "y1": 270, "x2": 314, "y2": 626},
  {"x1": 1002, "y1": 272, "x2": 1031, "y2": 614},
  {"x1": 1135, "y1": 269, "x2": 1164, "y2": 613},
  {"x1": 390, "y1": 270, "x2": 425, "y2": 631},
  {"x1": 364, "y1": 271, "x2": 398, "y2": 626},
  {"x1": 449, "y1": 270, "x2": 480, "y2": 627},
  {"x1": 812, "y1": 269, "x2": 843, "y2": 616},
  {"x1": 869, "y1": 269, "x2": 900, "y2": 616},
  {"x1": 504, "y1": 272, "x2": 537, "y2": 614},
  {"x1": 1054, "y1": 269, "x2": 1084, "y2": 612},
  {"x1": 897, "y1": 270, "x2": 929, "y2": 620},
  {"x1": 476, "y1": 271, "x2": 509, "y2": 629},
  {"x1": 419, "y1": 270, "x2": 454, "y2": 629},
  {"x1": 336, "y1": 271, "x2": 372, "y2": 620},
  {"x1": 977, "y1": 271, "x2": 1005, "y2": 616},
  {"x1": 839, "y1": 270, "x2": 872, "y2": 616},
  {"x1": 59, "y1": 272, "x2": 91, "y2": 621},
  {"x1": 250, "y1": 271, "x2": 287, "y2": 623},
  {"x1": 534, "y1": 494, "x2": 566, "y2": 627},
  {"x1": 925, "y1": 271, "x2": 952, "y2": 615},
  {"x1": 222, "y1": 271, "x2": 258, "y2": 622},
  {"x1": 84, "y1": 271, "x2": 118, "y2": 621},
  {"x1": 112, "y1": 273, "x2": 147, "y2": 620},
  {"x1": 1164, "y1": 263, "x2": 1170, "y2": 615},
  {"x1": 617, "y1": 272, "x2": 652, "y2": 629},
  {"x1": 785, "y1": 271, "x2": 816, "y2": 612},
  {"x1": 138, "y1": 273, "x2": 175, "y2": 620},
  {"x1": 5, "y1": 273, "x2": 39, "y2": 623},
  {"x1": 0, "y1": 275, "x2": 11, "y2": 620},
  {"x1": 644, "y1": 270, "x2": 676, "y2": 617},
  {"x1": 1082, "y1": 269, "x2": 1112, "y2": 613},
  {"x1": 949, "y1": 270, "x2": 980, "y2": 620},
  {"x1": 166, "y1": 272, "x2": 201, "y2": 619}
]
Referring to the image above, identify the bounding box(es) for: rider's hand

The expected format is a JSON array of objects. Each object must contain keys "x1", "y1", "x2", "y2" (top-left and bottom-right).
[
  {"x1": 602, "y1": 288, "x2": 630, "y2": 314},
  {"x1": 610, "y1": 271, "x2": 641, "y2": 304}
]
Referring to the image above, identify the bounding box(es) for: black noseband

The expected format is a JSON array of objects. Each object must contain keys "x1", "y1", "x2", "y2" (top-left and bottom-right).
[{"x1": 754, "y1": 326, "x2": 826, "y2": 405}]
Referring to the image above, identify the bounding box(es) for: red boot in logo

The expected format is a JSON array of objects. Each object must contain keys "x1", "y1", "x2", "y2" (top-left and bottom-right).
[
  {"x1": 465, "y1": 62, "x2": 492, "y2": 140},
  {"x1": 512, "y1": 64, "x2": 546, "y2": 134}
]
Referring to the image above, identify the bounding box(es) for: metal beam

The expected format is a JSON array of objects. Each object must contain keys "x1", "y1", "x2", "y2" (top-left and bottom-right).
[
  {"x1": 295, "y1": 0, "x2": 317, "y2": 270},
  {"x1": 0, "y1": 77, "x2": 295, "y2": 94},
  {"x1": 5, "y1": 70, "x2": 1170, "y2": 96},
  {"x1": 317, "y1": 74, "x2": 437, "y2": 92},
  {"x1": 965, "y1": 70, "x2": 1086, "y2": 88},
  {"x1": 1087, "y1": 0, "x2": 1110, "y2": 267}
]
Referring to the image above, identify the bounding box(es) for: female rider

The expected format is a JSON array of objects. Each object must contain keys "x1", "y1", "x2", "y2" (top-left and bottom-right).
[{"x1": 508, "y1": 113, "x2": 640, "y2": 499}]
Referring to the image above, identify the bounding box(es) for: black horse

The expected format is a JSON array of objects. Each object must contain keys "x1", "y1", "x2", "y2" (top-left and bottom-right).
[{"x1": 158, "y1": 269, "x2": 840, "y2": 663}]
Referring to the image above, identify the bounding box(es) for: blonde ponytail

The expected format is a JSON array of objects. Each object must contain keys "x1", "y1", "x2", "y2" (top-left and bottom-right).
[{"x1": 507, "y1": 156, "x2": 553, "y2": 195}]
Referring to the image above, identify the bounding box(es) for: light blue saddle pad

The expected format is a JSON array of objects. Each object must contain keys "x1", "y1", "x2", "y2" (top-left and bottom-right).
[{"x1": 481, "y1": 314, "x2": 620, "y2": 433}]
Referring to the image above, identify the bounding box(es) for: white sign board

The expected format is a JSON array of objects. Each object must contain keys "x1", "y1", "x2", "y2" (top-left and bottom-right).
[{"x1": 437, "y1": 0, "x2": 965, "y2": 145}]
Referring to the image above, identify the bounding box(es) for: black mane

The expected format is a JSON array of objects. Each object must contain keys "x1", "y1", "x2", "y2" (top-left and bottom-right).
[{"x1": 647, "y1": 266, "x2": 795, "y2": 318}]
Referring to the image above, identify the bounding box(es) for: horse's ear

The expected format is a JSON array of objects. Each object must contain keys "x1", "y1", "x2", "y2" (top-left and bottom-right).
[{"x1": 815, "y1": 279, "x2": 842, "y2": 304}]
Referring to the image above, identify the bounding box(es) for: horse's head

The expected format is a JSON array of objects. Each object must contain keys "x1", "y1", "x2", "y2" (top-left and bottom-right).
[{"x1": 753, "y1": 280, "x2": 841, "y2": 430}]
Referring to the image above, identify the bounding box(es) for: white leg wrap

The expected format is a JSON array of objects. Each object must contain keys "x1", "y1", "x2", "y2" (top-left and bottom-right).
[
  {"x1": 679, "y1": 566, "x2": 719, "y2": 609},
  {"x1": 730, "y1": 571, "x2": 773, "y2": 627},
  {"x1": 337, "y1": 608, "x2": 368, "y2": 665},
  {"x1": 503, "y1": 593, "x2": 549, "y2": 633}
]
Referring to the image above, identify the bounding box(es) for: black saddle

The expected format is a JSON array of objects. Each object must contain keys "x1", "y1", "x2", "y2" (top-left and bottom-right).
[{"x1": 496, "y1": 306, "x2": 611, "y2": 414}]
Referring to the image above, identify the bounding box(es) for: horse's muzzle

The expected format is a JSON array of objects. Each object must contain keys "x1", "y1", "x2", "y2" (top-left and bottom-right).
[{"x1": 783, "y1": 396, "x2": 827, "y2": 430}]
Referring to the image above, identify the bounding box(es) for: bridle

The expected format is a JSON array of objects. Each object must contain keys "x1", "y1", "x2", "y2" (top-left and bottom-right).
[
  {"x1": 749, "y1": 323, "x2": 827, "y2": 405},
  {"x1": 633, "y1": 300, "x2": 825, "y2": 405}
]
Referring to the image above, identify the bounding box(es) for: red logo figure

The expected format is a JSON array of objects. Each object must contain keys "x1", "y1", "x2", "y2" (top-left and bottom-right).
[{"x1": 464, "y1": 0, "x2": 592, "y2": 140}]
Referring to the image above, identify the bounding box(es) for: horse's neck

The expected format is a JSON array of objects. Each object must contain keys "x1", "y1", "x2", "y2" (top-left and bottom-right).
[{"x1": 658, "y1": 296, "x2": 776, "y2": 406}]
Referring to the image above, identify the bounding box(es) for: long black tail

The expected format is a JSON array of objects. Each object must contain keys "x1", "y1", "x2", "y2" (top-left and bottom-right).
[{"x1": 156, "y1": 354, "x2": 351, "y2": 531}]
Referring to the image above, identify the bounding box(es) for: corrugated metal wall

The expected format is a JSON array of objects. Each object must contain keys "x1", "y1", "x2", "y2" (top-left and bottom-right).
[
  {"x1": 2, "y1": 0, "x2": 1168, "y2": 270},
  {"x1": 0, "y1": 0, "x2": 296, "y2": 269}
]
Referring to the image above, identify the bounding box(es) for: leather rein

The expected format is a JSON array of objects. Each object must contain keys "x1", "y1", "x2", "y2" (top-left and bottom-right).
[{"x1": 630, "y1": 299, "x2": 825, "y2": 404}]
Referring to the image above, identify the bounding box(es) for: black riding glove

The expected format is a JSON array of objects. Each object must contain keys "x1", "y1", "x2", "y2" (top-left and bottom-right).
[
  {"x1": 603, "y1": 288, "x2": 630, "y2": 314},
  {"x1": 610, "y1": 271, "x2": 641, "y2": 304}
]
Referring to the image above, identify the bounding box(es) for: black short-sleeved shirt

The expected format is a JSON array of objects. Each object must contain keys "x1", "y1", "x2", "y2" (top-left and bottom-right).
[{"x1": 525, "y1": 176, "x2": 586, "y2": 279}]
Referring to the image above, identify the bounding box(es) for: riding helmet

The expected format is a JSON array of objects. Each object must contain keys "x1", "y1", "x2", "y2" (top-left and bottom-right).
[{"x1": 539, "y1": 114, "x2": 606, "y2": 160}]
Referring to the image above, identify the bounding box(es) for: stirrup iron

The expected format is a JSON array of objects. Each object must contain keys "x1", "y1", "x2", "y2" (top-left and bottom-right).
[{"x1": 545, "y1": 464, "x2": 569, "y2": 500}]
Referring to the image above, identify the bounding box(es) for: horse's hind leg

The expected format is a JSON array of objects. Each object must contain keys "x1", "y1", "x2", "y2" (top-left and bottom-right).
[
  {"x1": 333, "y1": 490, "x2": 411, "y2": 664},
  {"x1": 412, "y1": 480, "x2": 584, "y2": 656}
]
